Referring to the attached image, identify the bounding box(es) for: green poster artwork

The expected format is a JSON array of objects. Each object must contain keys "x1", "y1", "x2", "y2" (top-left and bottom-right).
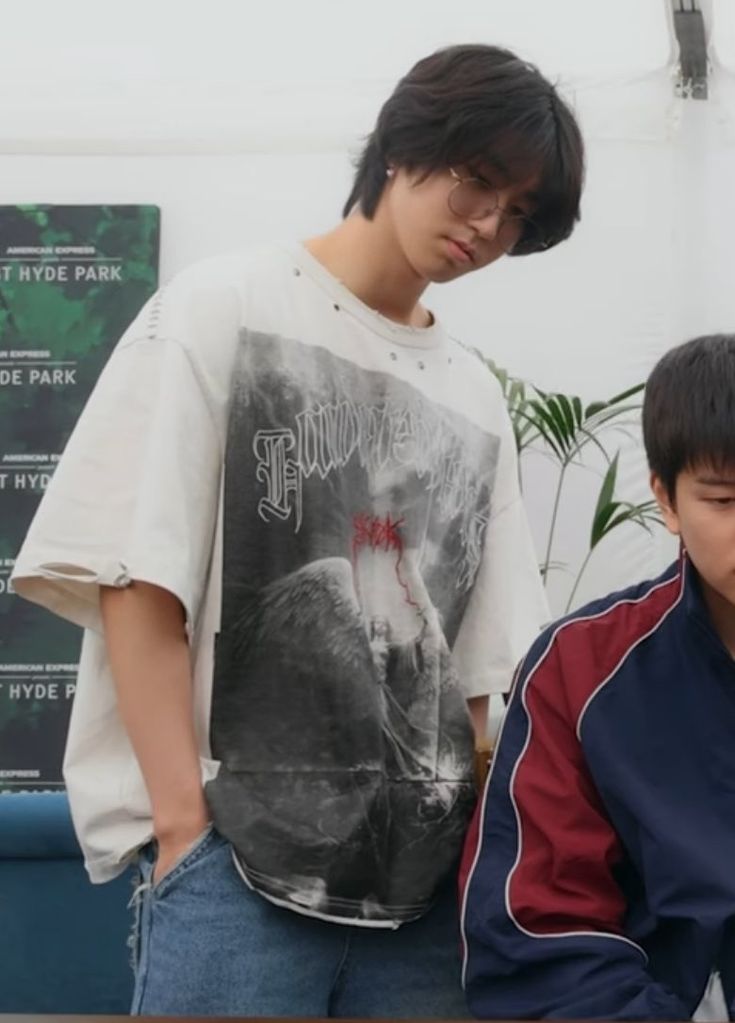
[{"x1": 0, "y1": 204, "x2": 160, "y2": 791}]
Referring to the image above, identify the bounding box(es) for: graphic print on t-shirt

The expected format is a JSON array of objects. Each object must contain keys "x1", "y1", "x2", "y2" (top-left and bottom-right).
[{"x1": 206, "y1": 331, "x2": 500, "y2": 923}]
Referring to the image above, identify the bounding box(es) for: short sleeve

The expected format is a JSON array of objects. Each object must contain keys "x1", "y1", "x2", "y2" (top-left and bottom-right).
[
  {"x1": 452, "y1": 409, "x2": 549, "y2": 697},
  {"x1": 12, "y1": 330, "x2": 223, "y2": 633}
]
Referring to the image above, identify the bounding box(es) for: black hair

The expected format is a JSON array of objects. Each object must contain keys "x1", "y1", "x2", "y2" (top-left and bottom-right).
[
  {"x1": 643, "y1": 334, "x2": 735, "y2": 499},
  {"x1": 342, "y1": 43, "x2": 585, "y2": 255}
]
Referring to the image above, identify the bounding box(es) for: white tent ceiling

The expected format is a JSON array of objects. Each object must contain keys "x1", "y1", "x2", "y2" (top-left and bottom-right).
[
  {"x1": 712, "y1": 0, "x2": 735, "y2": 67},
  {"x1": 0, "y1": 0, "x2": 677, "y2": 152}
]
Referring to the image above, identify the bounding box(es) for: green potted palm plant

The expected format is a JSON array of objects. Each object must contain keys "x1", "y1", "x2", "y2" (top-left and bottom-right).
[{"x1": 485, "y1": 358, "x2": 661, "y2": 613}]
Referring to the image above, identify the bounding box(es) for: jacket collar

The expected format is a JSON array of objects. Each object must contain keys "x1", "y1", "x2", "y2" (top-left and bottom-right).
[{"x1": 681, "y1": 550, "x2": 735, "y2": 660}]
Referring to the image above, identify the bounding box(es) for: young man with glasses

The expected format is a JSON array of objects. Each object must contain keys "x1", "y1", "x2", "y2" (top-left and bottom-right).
[{"x1": 13, "y1": 43, "x2": 583, "y2": 1018}]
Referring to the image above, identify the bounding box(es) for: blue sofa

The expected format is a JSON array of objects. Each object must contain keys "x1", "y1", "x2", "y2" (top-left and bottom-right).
[{"x1": 0, "y1": 792, "x2": 134, "y2": 1013}]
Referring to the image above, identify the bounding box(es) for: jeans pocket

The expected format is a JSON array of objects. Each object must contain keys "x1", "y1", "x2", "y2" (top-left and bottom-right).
[{"x1": 151, "y1": 824, "x2": 217, "y2": 898}]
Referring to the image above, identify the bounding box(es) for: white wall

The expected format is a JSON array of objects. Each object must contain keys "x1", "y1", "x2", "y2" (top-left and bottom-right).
[
  {"x1": 0, "y1": 0, "x2": 672, "y2": 152},
  {"x1": 1, "y1": 0, "x2": 734, "y2": 620}
]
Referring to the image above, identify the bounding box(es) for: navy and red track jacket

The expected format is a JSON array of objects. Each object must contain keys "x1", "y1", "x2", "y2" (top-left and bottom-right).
[{"x1": 460, "y1": 555, "x2": 735, "y2": 1020}]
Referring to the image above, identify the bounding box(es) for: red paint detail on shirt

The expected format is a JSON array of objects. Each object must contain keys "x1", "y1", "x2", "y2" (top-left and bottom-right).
[{"x1": 352, "y1": 512, "x2": 419, "y2": 609}]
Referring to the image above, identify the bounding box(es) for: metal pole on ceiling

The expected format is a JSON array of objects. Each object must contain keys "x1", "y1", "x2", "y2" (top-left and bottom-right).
[{"x1": 671, "y1": 0, "x2": 709, "y2": 98}]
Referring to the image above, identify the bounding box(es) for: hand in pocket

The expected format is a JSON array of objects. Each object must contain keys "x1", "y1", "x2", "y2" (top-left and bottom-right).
[{"x1": 153, "y1": 822, "x2": 212, "y2": 886}]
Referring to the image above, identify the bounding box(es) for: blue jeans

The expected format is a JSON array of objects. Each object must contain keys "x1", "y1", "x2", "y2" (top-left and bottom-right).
[{"x1": 130, "y1": 827, "x2": 470, "y2": 1018}]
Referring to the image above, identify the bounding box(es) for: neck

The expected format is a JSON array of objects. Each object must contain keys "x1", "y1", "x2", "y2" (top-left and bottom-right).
[
  {"x1": 305, "y1": 211, "x2": 431, "y2": 328},
  {"x1": 700, "y1": 576, "x2": 735, "y2": 658}
]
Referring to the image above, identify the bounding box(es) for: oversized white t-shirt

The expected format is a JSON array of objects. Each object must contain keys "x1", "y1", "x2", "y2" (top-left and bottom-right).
[{"x1": 12, "y1": 242, "x2": 548, "y2": 925}]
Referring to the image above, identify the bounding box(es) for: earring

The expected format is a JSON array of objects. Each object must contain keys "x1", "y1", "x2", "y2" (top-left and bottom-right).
[{"x1": 385, "y1": 165, "x2": 395, "y2": 178}]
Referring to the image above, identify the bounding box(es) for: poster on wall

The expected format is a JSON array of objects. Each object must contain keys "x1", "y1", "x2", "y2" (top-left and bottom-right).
[{"x1": 0, "y1": 204, "x2": 160, "y2": 791}]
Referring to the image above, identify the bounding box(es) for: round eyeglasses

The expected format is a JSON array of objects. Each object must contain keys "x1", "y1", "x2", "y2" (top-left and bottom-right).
[{"x1": 447, "y1": 167, "x2": 547, "y2": 255}]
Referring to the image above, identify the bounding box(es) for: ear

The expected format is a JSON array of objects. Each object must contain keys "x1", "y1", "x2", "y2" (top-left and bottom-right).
[{"x1": 650, "y1": 473, "x2": 680, "y2": 536}]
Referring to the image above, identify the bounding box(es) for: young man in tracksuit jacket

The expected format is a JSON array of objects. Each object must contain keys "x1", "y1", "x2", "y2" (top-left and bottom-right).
[{"x1": 461, "y1": 333, "x2": 735, "y2": 1020}]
